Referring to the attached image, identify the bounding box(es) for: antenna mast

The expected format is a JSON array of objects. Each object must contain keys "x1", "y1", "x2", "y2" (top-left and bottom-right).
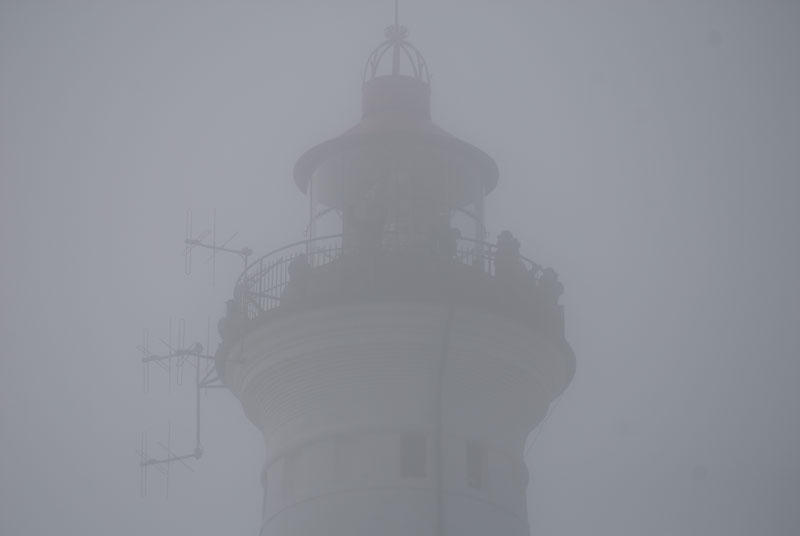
[
  {"x1": 136, "y1": 317, "x2": 227, "y2": 497},
  {"x1": 138, "y1": 208, "x2": 254, "y2": 497}
]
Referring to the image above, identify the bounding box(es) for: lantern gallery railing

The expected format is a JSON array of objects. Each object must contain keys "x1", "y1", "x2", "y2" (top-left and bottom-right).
[
  {"x1": 231, "y1": 232, "x2": 562, "y2": 323},
  {"x1": 234, "y1": 234, "x2": 345, "y2": 321}
]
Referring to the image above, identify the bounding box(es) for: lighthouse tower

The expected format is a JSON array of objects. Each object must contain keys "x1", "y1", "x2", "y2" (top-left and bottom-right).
[{"x1": 216, "y1": 23, "x2": 575, "y2": 536}]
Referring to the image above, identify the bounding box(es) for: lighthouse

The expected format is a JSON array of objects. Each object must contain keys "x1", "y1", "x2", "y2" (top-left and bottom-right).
[{"x1": 215, "y1": 22, "x2": 575, "y2": 536}]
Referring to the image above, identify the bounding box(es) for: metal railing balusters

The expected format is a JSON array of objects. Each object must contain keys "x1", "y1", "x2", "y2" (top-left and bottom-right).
[{"x1": 232, "y1": 234, "x2": 545, "y2": 322}]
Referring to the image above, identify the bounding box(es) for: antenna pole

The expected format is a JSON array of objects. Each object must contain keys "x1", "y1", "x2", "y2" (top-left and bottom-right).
[
  {"x1": 390, "y1": 0, "x2": 402, "y2": 75},
  {"x1": 184, "y1": 210, "x2": 193, "y2": 275},
  {"x1": 212, "y1": 209, "x2": 217, "y2": 287},
  {"x1": 308, "y1": 176, "x2": 314, "y2": 254},
  {"x1": 195, "y1": 354, "x2": 201, "y2": 455},
  {"x1": 167, "y1": 319, "x2": 172, "y2": 392},
  {"x1": 166, "y1": 422, "x2": 171, "y2": 499}
]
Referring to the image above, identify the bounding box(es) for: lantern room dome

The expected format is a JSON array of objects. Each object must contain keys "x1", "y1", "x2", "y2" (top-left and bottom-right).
[
  {"x1": 293, "y1": 26, "x2": 499, "y2": 210},
  {"x1": 362, "y1": 24, "x2": 430, "y2": 83}
]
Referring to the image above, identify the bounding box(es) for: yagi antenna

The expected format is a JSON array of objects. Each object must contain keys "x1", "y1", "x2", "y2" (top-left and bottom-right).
[
  {"x1": 184, "y1": 209, "x2": 252, "y2": 286},
  {"x1": 137, "y1": 318, "x2": 224, "y2": 498},
  {"x1": 138, "y1": 423, "x2": 195, "y2": 499}
]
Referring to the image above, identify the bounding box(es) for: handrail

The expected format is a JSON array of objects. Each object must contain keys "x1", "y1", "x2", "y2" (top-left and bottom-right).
[
  {"x1": 237, "y1": 234, "x2": 541, "y2": 289},
  {"x1": 231, "y1": 232, "x2": 553, "y2": 323},
  {"x1": 236, "y1": 234, "x2": 346, "y2": 289},
  {"x1": 455, "y1": 236, "x2": 541, "y2": 275}
]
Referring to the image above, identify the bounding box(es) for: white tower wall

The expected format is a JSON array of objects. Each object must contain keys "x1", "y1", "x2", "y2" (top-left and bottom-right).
[{"x1": 221, "y1": 302, "x2": 571, "y2": 536}]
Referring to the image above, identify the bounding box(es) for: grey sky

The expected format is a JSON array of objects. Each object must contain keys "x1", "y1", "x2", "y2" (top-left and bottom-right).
[{"x1": 1, "y1": 2, "x2": 799, "y2": 535}]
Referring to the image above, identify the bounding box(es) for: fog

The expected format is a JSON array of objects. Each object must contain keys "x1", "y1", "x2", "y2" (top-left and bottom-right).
[{"x1": 1, "y1": 2, "x2": 799, "y2": 535}]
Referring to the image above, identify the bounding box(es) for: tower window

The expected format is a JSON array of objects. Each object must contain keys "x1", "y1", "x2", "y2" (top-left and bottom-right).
[
  {"x1": 466, "y1": 440, "x2": 486, "y2": 489},
  {"x1": 400, "y1": 433, "x2": 427, "y2": 478},
  {"x1": 260, "y1": 466, "x2": 269, "y2": 490}
]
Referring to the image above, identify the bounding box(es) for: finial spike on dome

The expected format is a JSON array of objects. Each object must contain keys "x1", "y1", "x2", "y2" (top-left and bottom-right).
[{"x1": 384, "y1": 24, "x2": 408, "y2": 42}]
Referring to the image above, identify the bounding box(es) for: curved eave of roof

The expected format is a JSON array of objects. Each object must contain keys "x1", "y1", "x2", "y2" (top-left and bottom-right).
[{"x1": 293, "y1": 114, "x2": 499, "y2": 196}]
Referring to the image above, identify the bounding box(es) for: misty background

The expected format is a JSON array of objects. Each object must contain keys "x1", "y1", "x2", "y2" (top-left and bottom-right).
[{"x1": 1, "y1": 1, "x2": 799, "y2": 535}]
